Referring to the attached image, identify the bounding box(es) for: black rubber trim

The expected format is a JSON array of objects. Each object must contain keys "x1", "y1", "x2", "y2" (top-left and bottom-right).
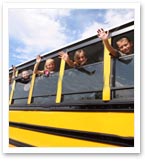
[
  {"x1": 9, "y1": 99, "x2": 134, "y2": 112},
  {"x1": 9, "y1": 106, "x2": 134, "y2": 112},
  {"x1": 10, "y1": 122, "x2": 134, "y2": 147},
  {"x1": 9, "y1": 138, "x2": 35, "y2": 147}
]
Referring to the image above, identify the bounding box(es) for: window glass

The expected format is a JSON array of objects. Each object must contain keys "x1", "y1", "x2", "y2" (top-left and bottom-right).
[{"x1": 115, "y1": 55, "x2": 134, "y2": 87}]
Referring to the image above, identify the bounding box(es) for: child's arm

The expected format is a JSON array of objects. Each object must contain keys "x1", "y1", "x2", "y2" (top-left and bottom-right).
[
  {"x1": 11, "y1": 66, "x2": 22, "y2": 82},
  {"x1": 12, "y1": 65, "x2": 17, "y2": 79},
  {"x1": 97, "y1": 28, "x2": 117, "y2": 57},
  {"x1": 33, "y1": 55, "x2": 44, "y2": 75},
  {"x1": 59, "y1": 51, "x2": 74, "y2": 67}
]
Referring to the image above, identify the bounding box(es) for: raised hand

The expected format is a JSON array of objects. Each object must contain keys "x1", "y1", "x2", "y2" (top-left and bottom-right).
[
  {"x1": 12, "y1": 65, "x2": 16, "y2": 72},
  {"x1": 97, "y1": 28, "x2": 109, "y2": 40},
  {"x1": 36, "y1": 55, "x2": 41, "y2": 63},
  {"x1": 11, "y1": 65, "x2": 17, "y2": 78},
  {"x1": 58, "y1": 51, "x2": 69, "y2": 62}
]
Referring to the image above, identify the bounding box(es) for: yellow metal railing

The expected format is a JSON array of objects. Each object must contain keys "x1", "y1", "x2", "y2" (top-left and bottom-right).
[
  {"x1": 102, "y1": 38, "x2": 111, "y2": 101},
  {"x1": 56, "y1": 59, "x2": 66, "y2": 103},
  {"x1": 27, "y1": 73, "x2": 36, "y2": 104},
  {"x1": 9, "y1": 70, "x2": 18, "y2": 105}
]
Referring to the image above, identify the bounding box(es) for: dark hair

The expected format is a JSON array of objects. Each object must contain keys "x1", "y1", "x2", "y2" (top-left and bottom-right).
[{"x1": 114, "y1": 36, "x2": 132, "y2": 49}]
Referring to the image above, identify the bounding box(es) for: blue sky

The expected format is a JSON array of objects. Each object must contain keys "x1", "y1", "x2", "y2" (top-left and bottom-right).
[{"x1": 8, "y1": 8, "x2": 134, "y2": 67}]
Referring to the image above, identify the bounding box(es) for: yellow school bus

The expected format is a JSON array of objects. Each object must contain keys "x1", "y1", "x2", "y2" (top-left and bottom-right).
[{"x1": 9, "y1": 21, "x2": 134, "y2": 147}]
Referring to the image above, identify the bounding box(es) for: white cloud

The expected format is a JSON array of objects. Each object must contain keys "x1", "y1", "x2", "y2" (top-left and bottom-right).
[
  {"x1": 80, "y1": 9, "x2": 134, "y2": 39},
  {"x1": 104, "y1": 9, "x2": 134, "y2": 27},
  {"x1": 12, "y1": 52, "x2": 31, "y2": 62},
  {"x1": 9, "y1": 9, "x2": 71, "y2": 63},
  {"x1": 38, "y1": 8, "x2": 71, "y2": 19},
  {"x1": 80, "y1": 22, "x2": 107, "y2": 39}
]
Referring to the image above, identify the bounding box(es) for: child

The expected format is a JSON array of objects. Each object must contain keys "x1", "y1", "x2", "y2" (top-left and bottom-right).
[
  {"x1": 11, "y1": 66, "x2": 31, "y2": 84},
  {"x1": 59, "y1": 49, "x2": 87, "y2": 67},
  {"x1": 33, "y1": 55, "x2": 55, "y2": 76},
  {"x1": 97, "y1": 28, "x2": 133, "y2": 58}
]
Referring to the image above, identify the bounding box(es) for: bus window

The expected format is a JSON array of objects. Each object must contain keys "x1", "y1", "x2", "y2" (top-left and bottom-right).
[
  {"x1": 110, "y1": 31, "x2": 134, "y2": 99},
  {"x1": 113, "y1": 55, "x2": 134, "y2": 99},
  {"x1": 62, "y1": 41, "x2": 104, "y2": 70},
  {"x1": 34, "y1": 56, "x2": 61, "y2": 73},
  {"x1": 84, "y1": 41, "x2": 104, "y2": 64},
  {"x1": 62, "y1": 61, "x2": 103, "y2": 102},
  {"x1": 10, "y1": 69, "x2": 32, "y2": 104},
  {"x1": 32, "y1": 72, "x2": 58, "y2": 104},
  {"x1": 112, "y1": 30, "x2": 134, "y2": 56},
  {"x1": 13, "y1": 81, "x2": 31, "y2": 104}
]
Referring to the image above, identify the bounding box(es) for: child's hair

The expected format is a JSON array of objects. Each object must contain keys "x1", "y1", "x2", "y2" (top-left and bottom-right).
[
  {"x1": 20, "y1": 70, "x2": 30, "y2": 79},
  {"x1": 115, "y1": 36, "x2": 132, "y2": 48},
  {"x1": 74, "y1": 49, "x2": 86, "y2": 62},
  {"x1": 44, "y1": 58, "x2": 55, "y2": 70}
]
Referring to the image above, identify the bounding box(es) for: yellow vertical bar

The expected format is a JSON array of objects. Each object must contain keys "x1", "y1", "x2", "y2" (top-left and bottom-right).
[
  {"x1": 56, "y1": 59, "x2": 66, "y2": 103},
  {"x1": 9, "y1": 70, "x2": 18, "y2": 105},
  {"x1": 27, "y1": 73, "x2": 36, "y2": 104},
  {"x1": 102, "y1": 38, "x2": 111, "y2": 101}
]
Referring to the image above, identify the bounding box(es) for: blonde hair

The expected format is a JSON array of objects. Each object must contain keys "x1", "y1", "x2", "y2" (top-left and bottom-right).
[
  {"x1": 44, "y1": 58, "x2": 55, "y2": 70},
  {"x1": 74, "y1": 49, "x2": 87, "y2": 65}
]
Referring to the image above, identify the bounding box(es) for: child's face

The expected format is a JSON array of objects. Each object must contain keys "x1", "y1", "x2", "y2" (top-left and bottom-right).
[
  {"x1": 116, "y1": 38, "x2": 133, "y2": 54},
  {"x1": 45, "y1": 61, "x2": 55, "y2": 71},
  {"x1": 21, "y1": 71, "x2": 29, "y2": 79},
  {"x1": 76, "y1": 52, "x2": 87, "y2": 65}
]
